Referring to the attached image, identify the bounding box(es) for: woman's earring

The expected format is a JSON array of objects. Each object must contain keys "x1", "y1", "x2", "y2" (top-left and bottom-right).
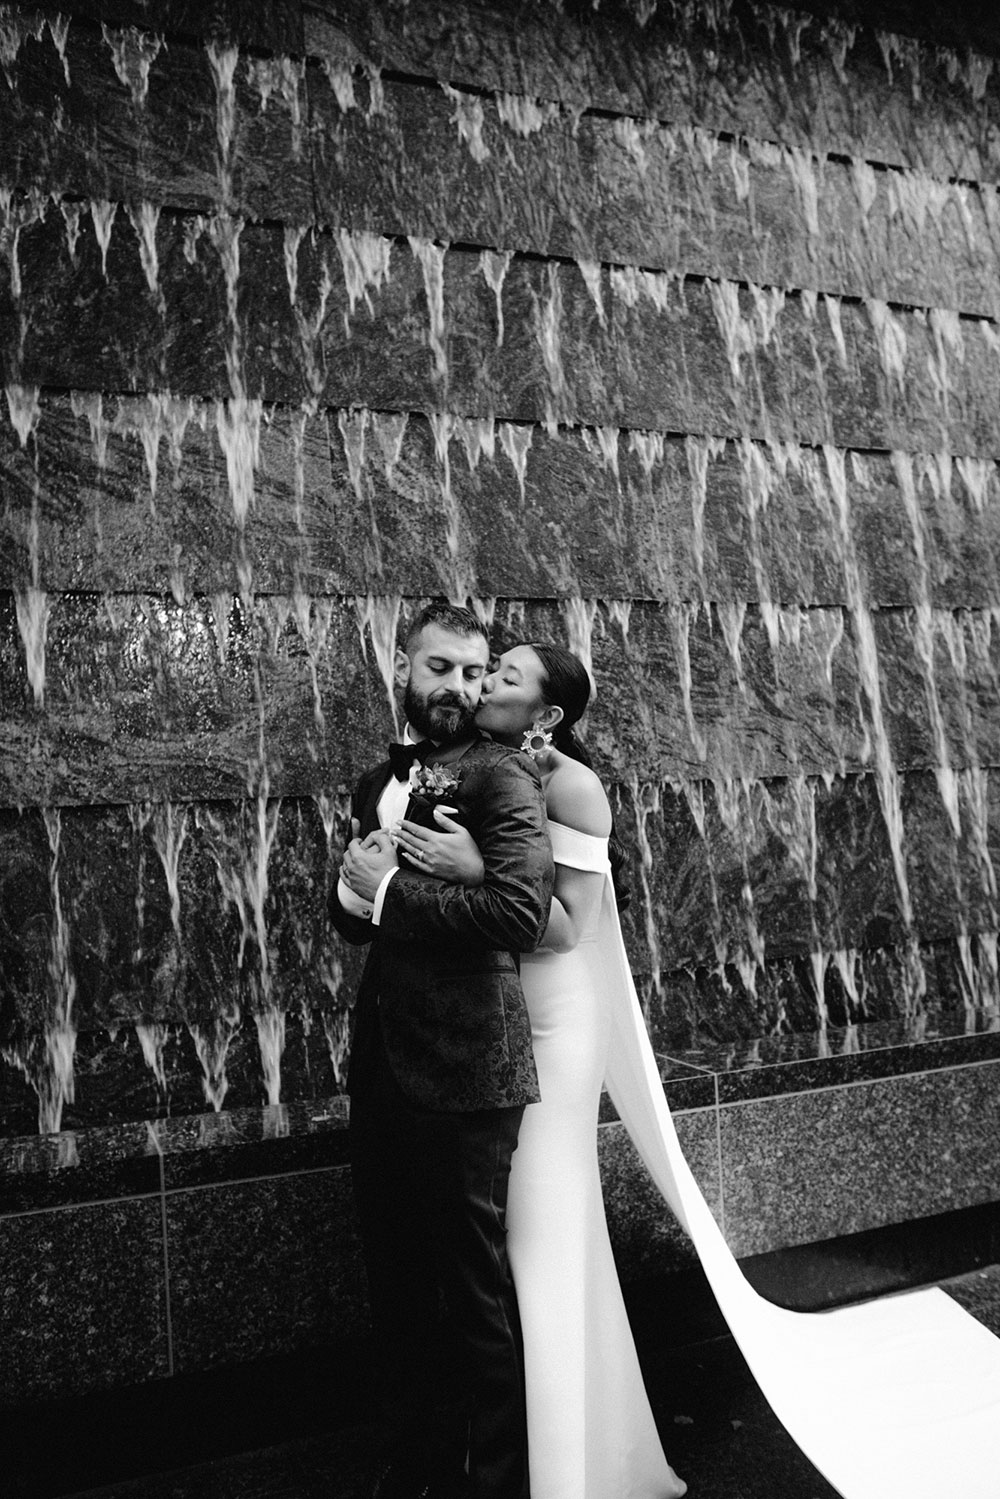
[{"x1": 520, "y1": 722, "x2": 553, "y2": 759}]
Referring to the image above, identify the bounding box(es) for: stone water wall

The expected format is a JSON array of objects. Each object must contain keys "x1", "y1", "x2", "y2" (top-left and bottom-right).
[{"x1": 2, "y1": 0, "x2": 1000, "y2": 1401}]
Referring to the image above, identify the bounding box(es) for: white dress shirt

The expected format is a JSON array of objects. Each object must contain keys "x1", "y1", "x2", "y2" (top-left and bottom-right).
[{"x1": 336, "y1": 728, "x2": 427, "y2": 923}]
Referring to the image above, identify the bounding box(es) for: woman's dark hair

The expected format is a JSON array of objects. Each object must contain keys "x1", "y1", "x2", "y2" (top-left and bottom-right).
[{"x1": 527, "y1": 642, "x2": 632, "y2": 912}]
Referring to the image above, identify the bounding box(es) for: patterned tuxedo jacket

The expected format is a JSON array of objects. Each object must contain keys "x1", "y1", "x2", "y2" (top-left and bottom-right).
[{"x1": 329, "y1": 735, "x2": 554, "y2": 1112}]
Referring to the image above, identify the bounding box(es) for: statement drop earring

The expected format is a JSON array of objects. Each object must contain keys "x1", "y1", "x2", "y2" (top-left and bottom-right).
[{"x1": 521, "y1": 722, "x2": 553, "y2": 759}]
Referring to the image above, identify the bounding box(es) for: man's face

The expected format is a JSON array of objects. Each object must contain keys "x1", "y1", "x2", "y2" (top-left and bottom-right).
[{"x1": 400, "y1": 623, "x2": 489, "y2": 743}]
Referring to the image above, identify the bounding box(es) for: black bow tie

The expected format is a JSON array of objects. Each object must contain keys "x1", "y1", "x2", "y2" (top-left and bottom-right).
[{"x1": 388, "y1": 740, "x2": 434, "y2": 781}]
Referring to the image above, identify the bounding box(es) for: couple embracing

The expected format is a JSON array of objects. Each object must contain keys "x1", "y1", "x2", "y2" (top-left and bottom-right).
[{"x1": 330, "y1": 601, "x2": 686, "y2": 1499}]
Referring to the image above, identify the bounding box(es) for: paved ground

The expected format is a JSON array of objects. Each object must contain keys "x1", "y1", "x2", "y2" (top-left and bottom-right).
[{"x1": 15, "y1": 1265, "x2": 1000, "y2": 1499}]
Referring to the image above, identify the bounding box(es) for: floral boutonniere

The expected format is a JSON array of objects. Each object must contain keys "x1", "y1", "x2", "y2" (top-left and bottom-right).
[{"x1": 408, "y1": 763, "x2": 462, "y2": 802}]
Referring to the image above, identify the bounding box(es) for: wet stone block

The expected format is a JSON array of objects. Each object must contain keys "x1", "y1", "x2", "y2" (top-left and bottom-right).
[
  {"x1": 0, "y1": 1193, "x2": 169, "y2": 1403},
  {"x1": 0, "y1": 588, "x2": 395, "y2": 804},
  {"x1": 303, "y1": 0, "x2": 1000, "y2": 182},
  {"x1": 600, "y1": 1109, "x2": 715, "y2": 1281},
  {"x1": 165, "y1": 1164, "x2": 367, "y2": 1373},
  {"x1": 3, "y1": 0, "x2": 304, "y2": 54},
  {"x1": 308, "y1": 69, "x2": 1000, "y2": 319},
  {"x1": 7, "y1": 399, "x2": 1000, "y2": 612},
  {"x1": 718, "y1": 1058, "x2": 1000, "y2": 1256}
]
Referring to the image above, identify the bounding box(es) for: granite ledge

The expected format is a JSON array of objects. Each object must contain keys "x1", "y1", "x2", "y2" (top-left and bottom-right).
[{"x1": 662, "y1": 1007, "x2": 1000, "y2": 1104}]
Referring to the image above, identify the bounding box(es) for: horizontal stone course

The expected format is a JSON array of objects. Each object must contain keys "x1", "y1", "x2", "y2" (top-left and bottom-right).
[
  {"x1": 304, "y1": 0, "x2": 1000, "y2": 183},
  {"x1": 719, "y1": 1058, "x2": 1000, "y2": 1254},
  {"x1": 5, "y1": 18, "x2": 1000, "y2": 318},
  {"x1": 4, "y1": 589, "x2": 1000, "y2": 803},
  {"x1": 6, "y1": 225, "x2": 1000, "y2": 455},
  {"x1": 2, "y1": 1031, "x2": 996, "y2": 1399},
  {"x1": 5, "y1": 398, "x2": 1000, "y2": 609}
]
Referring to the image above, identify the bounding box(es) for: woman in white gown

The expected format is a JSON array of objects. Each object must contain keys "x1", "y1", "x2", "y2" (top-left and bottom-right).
[
  {"x1": 395, "y1": 642, "x2": 1000, "y2": 1499},
  {"x1": 395, "y1": 641, "x2": 687, "y2": 1499}
]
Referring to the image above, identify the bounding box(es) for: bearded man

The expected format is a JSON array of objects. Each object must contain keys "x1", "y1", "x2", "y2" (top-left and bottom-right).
[{"x1": 330, "y1": 601, "x2": 554, "y2": 1499}]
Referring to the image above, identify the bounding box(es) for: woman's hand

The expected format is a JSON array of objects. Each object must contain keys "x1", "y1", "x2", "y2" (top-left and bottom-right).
[{"x1": 392, "y1": 809, "x2": 486, "y2": 887}]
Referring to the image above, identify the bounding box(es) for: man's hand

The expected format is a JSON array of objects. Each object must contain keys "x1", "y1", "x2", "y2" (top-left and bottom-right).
[{"x1": 341, "y1": 829, "x2": 398, "y2": 903}]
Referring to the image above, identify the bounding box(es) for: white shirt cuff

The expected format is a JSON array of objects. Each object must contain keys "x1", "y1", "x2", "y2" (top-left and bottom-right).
[
  {"x1": 371, "y1": 866, "x2": 399, "y2": 926},
  {"x1": 337, "y1": 874, "x2": 373, "y2": 920}
]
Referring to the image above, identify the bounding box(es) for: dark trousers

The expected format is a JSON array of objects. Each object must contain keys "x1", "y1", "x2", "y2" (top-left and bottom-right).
[{"x1": 349, "y1": 1034, "x2": 528, "y2": 1499}]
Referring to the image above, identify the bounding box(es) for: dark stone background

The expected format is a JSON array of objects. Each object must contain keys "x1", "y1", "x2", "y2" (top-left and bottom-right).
[{"x1": 3, "y1": 0, "x2": 1000, "y2": 1133}]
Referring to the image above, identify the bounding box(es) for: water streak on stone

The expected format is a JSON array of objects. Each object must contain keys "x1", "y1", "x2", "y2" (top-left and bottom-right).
[
  {"x1": 247, "y1": 56, "x2": 304, "y2": 155},
  {"x1": 39, "y1": 808, "x2": 77, "y2": 1134},
  {"x1": 673, "y1": 602, "x2": 708, "y2": 762},
  {"x1": 866, "y1": 298, "x2": 908, "y2": 395},
  {"x1": 355, "y1": 594, "x2": 402, "y2": 737},
  {"x1": 5, "y1": 380, "x2": 39, "y2": 446},
  {"x1": 823, "y1": 294, "x2": 848, "y2": 368},
  {"x1": 293, "y1": 591, "x2": 333, "y2": 736},
  {"x1": 337, "y1": 228, "x2": 392, "y2": 329},
  {"x1": 628, "y1": 775, "x2": 663, "y2": 1011},
  {"x1": 442, "y1": 83, "x2": 490, "y2": 163},
  {"x1": 188, "y1": 1008, "x2": 240, "y2": 1112},
  {"x1": 338, "y1": 406, "x2": 369, "y2": 502},
  {"x1": 926, "y1": 308, "x2": 964, "y2": 417},
  {"x1": 283, "y1": 224, "x2": 306, "y2": 305},
  {"x1": 479, "y1": 249, "x2": 512, "y2": 347},
  {"x1": 495, "y1": 93, "x2": 560, "y2": 137},
  {"x1": 135, "y1": 1022, "x2": 169, "y2": 1093},
  {"x1": 457, "y1": 417, "x2": 496, "y2": 472},
  {"x1": 1, "y1": 188, "x2": 46, "y2": 305},
  {"x1": 408, "y1": 237, "x2": 449, "y2": 382},
  {"x1": 60, "y1": 200, "x2": 83, "y2": 262},
  {"x1": 498, "y1": 422, "x2": 533, "y2": 503},
  {"x1": 631, "y1": 429, "x2": 665, "y2": 478},
  {"x1": 577, "y1": 260, "x2": 606, "y2": 328},
  {"x1": 126, "y1": 201, "x2": 164, "y2": 307},
  {"x1": 560, "y1": 596, "x2": 598, "y2": 693},
  {"x1": 955, "y1": 456, "x2": 995, "y2": 513},
  {"x1": 610, "y1": 264, "x2": 673, "y2": 314},
  {"x1": 89, "y1": 199, "x2": 118, "y2": 278},
  {"x1": 536, "y1": 262, "x2": 567, "y2": 433},
  {"x1": 102, "y1": 24, "x2": 163, "y2": 106},
  {"x1": 893, "y1": 449, "x2": 959, "y2": 834},
  {"x1": 783, "y1": 145, "x2": 821, "y2": 246},
  {"x1": 686, "y1": 435, "x2": 725, "y2": 594},
  {"x1": 151, "y1": 802, "x2": 189, "y2": 939},
  {"x1": 206, "y1": 42, "x2": 238, "y2": 205},
  {"x1": 371, "y1": 410, "x2": 409, "y2": 479},
  {"x1": 0, "y1": 7, "x2": 45, "y2": 82},
  {"x1": 216, "y1": 395, "x2": 261, "y2": 531},
  {"x1": 15, "y1": 588, "x2": 49, "y2": 704}
]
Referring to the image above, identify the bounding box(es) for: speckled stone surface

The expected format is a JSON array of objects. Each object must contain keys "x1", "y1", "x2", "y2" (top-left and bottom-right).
[
  {"x1": 719, "y1": 1058, "x2": 1000, "y2": 1256},
  {"x1": 668, "y1": 1007, "x2": 1000, "y2": 1103},
  {"x1": 165, "y1": 1165, "x2": 367, "y2": 1374},
  {"x1": 0, "y1": 1119, "x2": 161, "y2": 1213},
  {"x1": 154, "y1": 1098, "x2": 352, "y2": 1190},
  {"x1": 0, "y1": 1196, "x2": 169, "y2": 1405},
  {"x1": 600, "y1": 1108, "x2": 717, "y2": 1279}
]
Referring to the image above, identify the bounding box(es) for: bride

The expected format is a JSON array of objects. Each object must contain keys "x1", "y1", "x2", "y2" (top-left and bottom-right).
[
  {"x1": 393, "y1": 641, "x2": 1000, "y2": 1499},
  {"x1": 394, "y1": 640, "x2": 687, "y2": 1499}
]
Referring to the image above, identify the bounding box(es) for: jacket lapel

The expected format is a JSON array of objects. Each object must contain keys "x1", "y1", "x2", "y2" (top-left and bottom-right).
[{"x1": 359, "y1": 763, "x2": 394, "y2": 836}]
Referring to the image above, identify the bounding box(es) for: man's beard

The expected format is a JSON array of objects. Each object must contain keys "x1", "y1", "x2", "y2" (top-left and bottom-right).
[{"x1": 404, "y1": 681, "x2": 478, "y2": 744}]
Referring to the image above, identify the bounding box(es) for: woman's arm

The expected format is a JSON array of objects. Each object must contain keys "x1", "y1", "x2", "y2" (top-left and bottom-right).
[
  {"x1": 392, "y1": 809, "x2": 486, "y2": 885},
  {"x1": 539, "y1": 864, "x2": 605, "y2": 953}
]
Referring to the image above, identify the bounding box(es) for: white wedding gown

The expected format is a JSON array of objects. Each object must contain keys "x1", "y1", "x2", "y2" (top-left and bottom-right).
[{"x1": 507, "y1": 822, "x2": 1000, "y2": 1499}]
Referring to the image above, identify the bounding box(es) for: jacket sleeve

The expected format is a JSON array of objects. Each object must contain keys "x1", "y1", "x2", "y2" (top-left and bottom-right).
[
  {"x1": 376, "y1": 752, "x2": 554, "y2": 952},
  {"x1": 327, "y1": 775, "x2": 377, "y2": 948}
]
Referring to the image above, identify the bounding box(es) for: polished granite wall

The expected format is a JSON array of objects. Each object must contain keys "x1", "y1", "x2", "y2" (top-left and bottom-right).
[
  {"x1": 3, "y1": 0, "x2": 1000, "y2": 1403},
  {"x1": 4, "y1": 1013, "x2": 1000, "y2": 1404}
]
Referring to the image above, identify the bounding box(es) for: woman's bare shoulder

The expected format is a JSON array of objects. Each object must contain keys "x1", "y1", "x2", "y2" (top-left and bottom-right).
[{"x1": 545, "y1": 755, "x2": 612, "y2": 837}]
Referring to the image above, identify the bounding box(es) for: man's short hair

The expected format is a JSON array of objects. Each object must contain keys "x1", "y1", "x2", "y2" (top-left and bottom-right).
[{"x1": 404, "y1": 600, "x2": 490, "y2": 654}]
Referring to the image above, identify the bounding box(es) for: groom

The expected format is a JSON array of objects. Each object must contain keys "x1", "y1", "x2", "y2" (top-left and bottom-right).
[{"x1": 330, "y1": 601, "x2": 553, "y2": 1499}]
